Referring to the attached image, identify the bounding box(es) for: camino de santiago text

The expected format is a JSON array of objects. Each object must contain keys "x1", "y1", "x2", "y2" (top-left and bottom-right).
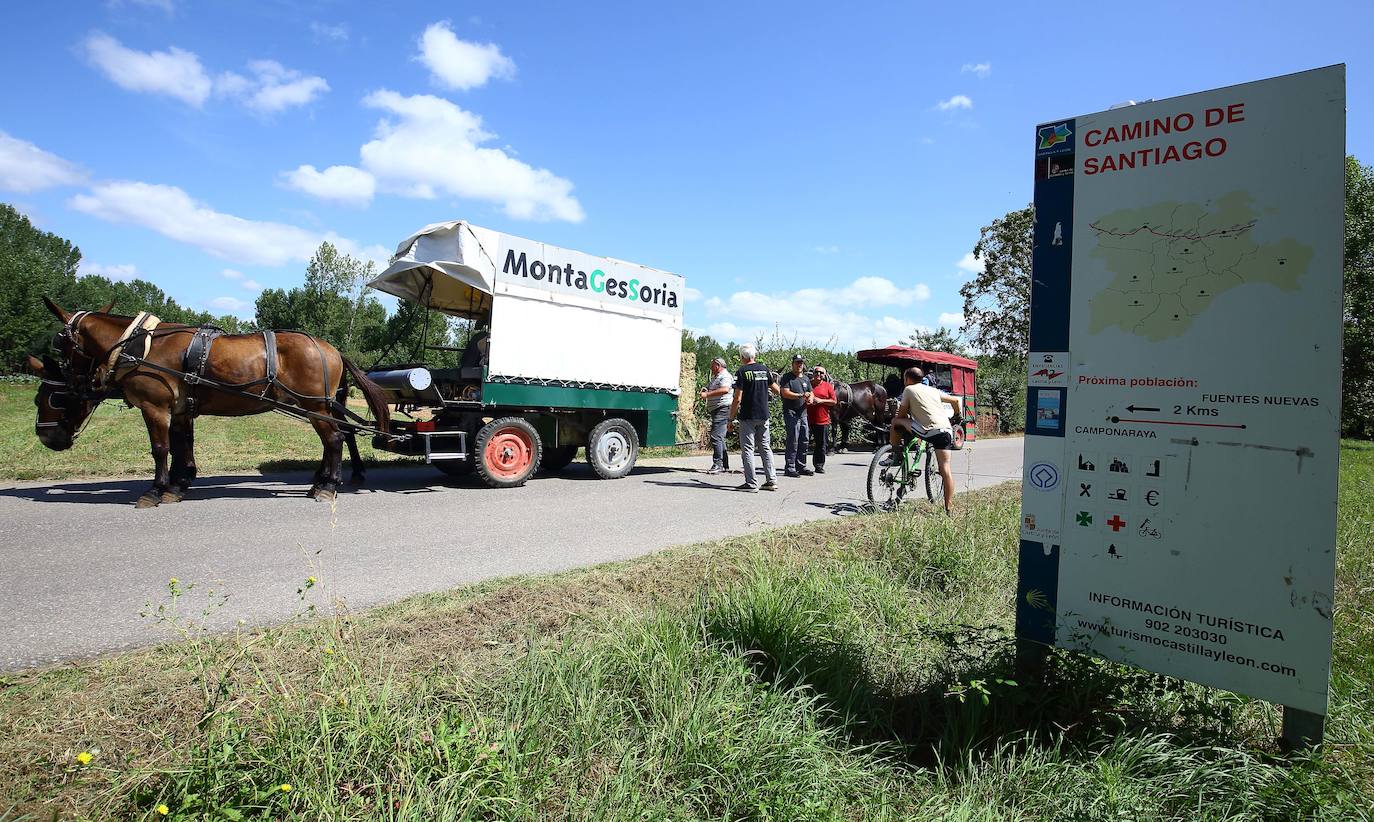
[
  {"x1": 1082, "y1": 103, "x2": 1247, "y2": 176},
  {"x1": 503, "y1": 250, "x2": 680, "y2": 308}
]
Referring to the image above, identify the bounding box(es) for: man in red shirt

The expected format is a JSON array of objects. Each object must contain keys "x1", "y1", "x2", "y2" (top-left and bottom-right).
[{"x1": 806, "y1": 366, "x2": 838, "y2": 473}]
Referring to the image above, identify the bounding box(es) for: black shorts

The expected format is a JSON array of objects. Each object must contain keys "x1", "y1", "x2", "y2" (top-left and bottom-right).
[
  {"x1": 901, "y1": 426, "x2": 954, "y2": 451},
  {"x1": 922, "y1": 430, "x2": 954, "y2": 450}
]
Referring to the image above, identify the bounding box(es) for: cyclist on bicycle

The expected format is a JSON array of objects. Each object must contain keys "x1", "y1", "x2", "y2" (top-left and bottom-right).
[{"x1": 888, "y1": 366, "x2": 963, "y2": 513}]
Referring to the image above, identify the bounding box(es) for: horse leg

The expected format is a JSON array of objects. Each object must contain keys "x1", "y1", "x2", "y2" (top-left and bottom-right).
[
  {"x1": 309, "y1": 417, "x2": 345, "y2": 502},
  {"x1": 345, "y1": 430, "x2": 366, "y2": 485},
  {"x1": 137, "y1": 406, "x2": 172, "y2": 509},
  {"x1": 162, "y1": 417, "x2": 192, "y2": 504}
]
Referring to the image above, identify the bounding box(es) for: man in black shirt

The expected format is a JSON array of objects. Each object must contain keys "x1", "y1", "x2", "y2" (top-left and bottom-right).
[
  {"x1": 727, "y1": 343, "x2": 778, "y2": 491},
  {"x1": 777, "y1": 354, "x2": 813, "y2": 476}
]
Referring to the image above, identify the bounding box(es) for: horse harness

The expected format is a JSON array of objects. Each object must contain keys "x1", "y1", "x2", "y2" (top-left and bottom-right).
[{"x1": 50, "y1": 312, "x2": 388, "y2": 438}]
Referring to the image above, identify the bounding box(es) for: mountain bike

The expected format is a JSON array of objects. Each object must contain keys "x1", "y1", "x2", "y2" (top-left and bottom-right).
[{"x1": 866, "y1": 421, "x2": 957, "y2": 507}]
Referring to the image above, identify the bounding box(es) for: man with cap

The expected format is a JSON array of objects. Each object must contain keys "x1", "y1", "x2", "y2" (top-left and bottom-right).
[
  {"x1": 777, "y1": 354, "x2": 814, "y2": 477},
  {"x1": 699, "y1": 356, "x2": 734, "y2": 474},
  {"x1": 807, "y1": 365, "x2": 838, "y2": 473}
]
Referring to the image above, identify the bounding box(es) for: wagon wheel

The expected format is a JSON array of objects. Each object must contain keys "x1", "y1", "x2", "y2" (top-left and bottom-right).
[
  {"x1": 950, "y1": 424, "x2": 966, "y2": 451},
  {"x1": 587, "y1": 418, "x2": 639, "y2": 479},
  {"x1": 539, "y1": 445, "x2": 579, "y2": 473},
  {"x1": 474, "y1": 417, "x2": 541, "y2": 488}
]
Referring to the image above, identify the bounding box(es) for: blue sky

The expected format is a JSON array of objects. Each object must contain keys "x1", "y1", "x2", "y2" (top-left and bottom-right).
[{"x1": 1, "y1": 0, "x2": 1369, "y2": 350}]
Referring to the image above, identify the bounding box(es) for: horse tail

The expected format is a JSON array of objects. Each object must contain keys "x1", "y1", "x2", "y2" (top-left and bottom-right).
[{"x1": 342, "y1": 357, "x2": 390, "y2": 435}]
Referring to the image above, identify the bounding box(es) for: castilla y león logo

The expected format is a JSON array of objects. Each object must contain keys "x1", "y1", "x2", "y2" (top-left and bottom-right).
[{"x1": 1038, "y1": 122, "x2": 1072, "y2": 150}]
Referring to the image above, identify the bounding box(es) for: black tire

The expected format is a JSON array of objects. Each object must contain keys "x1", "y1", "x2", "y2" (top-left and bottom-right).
[
  {"x1": 925, "y1": 446, "x2": 946, "y2": 506},
  {"x1": 866, "y1": 444, "x2": 906, "y2": 506},
  {"x1": 587, "y1": 418, "x2": 638, "y2": 479},
  {"x1": 473, "y1": 416, "x2": 541, "y2": 488},
  {"x1": 539, "y1": 445, "x2": 579, "y2": 473}
]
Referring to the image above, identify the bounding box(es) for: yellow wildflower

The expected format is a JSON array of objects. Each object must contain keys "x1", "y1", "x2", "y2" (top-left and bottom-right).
[
  {"x1": 169, "y1": 578, "x2": 179, "y2": 586},
  {"x1": 76, "y1": 751, "x2": 93, "y2": 765},
  {"x1": 306, "y1": 576, "x2": 316, "y2": 585},
  {"x1": 279, "y1": 783, "x2": 292, "y2": 792},
  {"x1": 156, "y1": 804, "x2": 170, "y2": 816},
  {"x1": 323, "y1": 647, "x2": 334, "y2": 655}
]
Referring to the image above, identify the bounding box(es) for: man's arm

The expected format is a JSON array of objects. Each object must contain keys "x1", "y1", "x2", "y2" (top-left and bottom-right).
[
  {"x1": 941, "y1": 394, "x2": 963, "y2": 414},
  {"x1": 728, "y1": 388, "x2": 742, "y2": 422},
  {"x1": 701, "y1": 385, "x2": 731, "y2": 399}
]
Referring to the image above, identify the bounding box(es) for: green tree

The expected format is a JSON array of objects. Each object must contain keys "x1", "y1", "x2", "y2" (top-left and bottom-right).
[
  {"x1": 907, "y1": 326, "x2": 971, "y2": 357},
  {"x1": 959, "y1": 205, "x2": 1033, "y2": 362},
  {"x1": 976, "y1": 355, "x2": 1026, "y2": 434},
  {"x1": 1344, "y1": 155, "x2": 1374, "y2": 438},
  {"x1": 254, "y1": 242, "x2": 386, "y2": 361},
  {"x1": 0, "y1": 204, "x2": 82, "y2": 371}
]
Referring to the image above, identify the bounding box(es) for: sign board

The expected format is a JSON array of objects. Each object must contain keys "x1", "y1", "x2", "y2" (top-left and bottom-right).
[{"x1": 1016, "y1": 66, "x2": 1345, "y2": 715}]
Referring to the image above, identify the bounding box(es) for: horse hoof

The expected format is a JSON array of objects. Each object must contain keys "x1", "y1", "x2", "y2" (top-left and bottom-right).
[
  {"x1": 314, "y1": 488, "x2": 337, "y2": 503},
  {"x1": 160, "y1": 490, "x2": 185, "y2": 504},
  {"x1": 135, "y1": 493, "x2": 162, "y2": 509}
]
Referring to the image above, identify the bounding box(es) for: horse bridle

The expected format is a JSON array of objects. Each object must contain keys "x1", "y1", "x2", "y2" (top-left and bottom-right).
[{"x1": 38, "y1": 311, "x2": 123, "y2": 441}]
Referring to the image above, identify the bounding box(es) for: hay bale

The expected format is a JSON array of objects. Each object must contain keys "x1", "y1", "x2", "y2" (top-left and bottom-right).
[{"x1": 677, "y1": 352, "x2": 700, "y2": 445}]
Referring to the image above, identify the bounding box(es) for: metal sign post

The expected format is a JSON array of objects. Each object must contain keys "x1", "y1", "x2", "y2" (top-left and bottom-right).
[{"x1": 1015, "y1": 67, "x2": 1346, "y2": 748}]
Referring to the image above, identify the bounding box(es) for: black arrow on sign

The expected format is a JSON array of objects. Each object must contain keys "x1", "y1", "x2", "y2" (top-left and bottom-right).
[{"x1": 1126, "y1": 404, "x2": 1160, "y2": 412}]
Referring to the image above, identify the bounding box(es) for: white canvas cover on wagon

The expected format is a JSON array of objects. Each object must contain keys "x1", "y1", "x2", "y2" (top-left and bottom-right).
[{"x1": 368, "y1": 221, "x2": 685, "y2": 394}]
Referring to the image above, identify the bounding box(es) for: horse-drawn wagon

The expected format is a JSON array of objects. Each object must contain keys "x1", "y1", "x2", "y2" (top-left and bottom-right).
[
  {"x1": 854, "y1": 345, "x2": 977, "y2": 448},
  {"x1": 363, "y1": 221, "x2": 686, "y2": 488}
]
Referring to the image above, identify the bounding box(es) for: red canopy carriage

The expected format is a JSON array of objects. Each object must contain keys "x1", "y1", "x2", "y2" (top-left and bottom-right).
[{"x1": 855, "y1": 345, "x2": 979, "y2": 444}]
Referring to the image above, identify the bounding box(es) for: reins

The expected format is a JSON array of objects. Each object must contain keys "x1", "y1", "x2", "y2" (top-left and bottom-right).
[{"x1": 50, "y1": 313, "x2": 394, "y2": 440}]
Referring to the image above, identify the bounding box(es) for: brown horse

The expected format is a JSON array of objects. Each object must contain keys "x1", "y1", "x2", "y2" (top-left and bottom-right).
[
  {"x1": 830, "y1": 380, "x2": 891, "y2": 452},
  {"x1": 28, "y1": 297, "x2": 390, "y2": 507}
]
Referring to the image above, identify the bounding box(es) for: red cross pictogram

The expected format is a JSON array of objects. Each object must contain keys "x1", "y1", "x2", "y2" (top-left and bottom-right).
[{"x1": 1107, "y1": 515, "x2": 1126, "y2": 532}]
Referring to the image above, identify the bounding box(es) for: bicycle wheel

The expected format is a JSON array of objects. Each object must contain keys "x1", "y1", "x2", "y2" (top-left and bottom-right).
[
  {"x1": 867, "y1": 444, "x2": 907, "y2": 506},
  {"x1": 925, "y1": 445, "x2": 946, "y2": 506}
]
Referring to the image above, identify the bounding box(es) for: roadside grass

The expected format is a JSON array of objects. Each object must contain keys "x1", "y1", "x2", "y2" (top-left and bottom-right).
[
  {"x1": 1, "y1": 445, "x2": 1371, "y2": 819},
  {"x1": 0, "y1": 383, "x2": 699, "y2": 480}
]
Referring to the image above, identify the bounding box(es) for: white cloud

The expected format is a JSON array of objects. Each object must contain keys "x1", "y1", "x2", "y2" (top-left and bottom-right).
[
  {"x1": 83, "y1": 32, "x2": 211, "y2": 106},
  {"x1": 208, "y1": 295, "x2": 253, "y2": 315},
  {"x1": 938, "y1": 312, "x2": 965, "y2": 328},
  {"x1": 69, "y1": 180, "x2": 349, "y2": 266},
  {"x1": 0, "y1": 132, "x2": 86, "y2": 193},
  {"x1": 683, "y1": 286, "x2": 703, "y2": 303},
  {"x1": 956, "y1": 252, "x2": 983, "y2": 274},
  {"x1": 217, "y1": 59, "x2": 329, "y2": 113},
  {"x1": 281, "y1": 164, "x2": 376, "y2": 206},
  {"x1": 310, "y1": 22, "x2": 349, "y2": 42},
  {"x1": 418, "y1": 21, "x2": 516, "y2": 91},
  {"x1": 960, "y1": 62, "x2": 992, "y2": 79},
  {"x1": 697, "y1": 276, "x2": 933, "y2": 350},
  {"x1": 220, "y1": 269, "x2": 262, "y2": 291},
  {"x1": 79, "y1": 262, "x2": 139, "y2": 282},
  {"x1": 936, "y1": 94, "x2": 973, "y2": 112},
  {"x1": 358, "y1": 90, "x2": 584, "y2": 222},
  {"x1": 813, "y1": 244, "x2": 840, "y2": 254}
]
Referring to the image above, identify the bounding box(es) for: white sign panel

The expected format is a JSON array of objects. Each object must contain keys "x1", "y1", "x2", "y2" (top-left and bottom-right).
[{"x1": 1017, "y1": 66, "x2": 1344, "y2": 714}]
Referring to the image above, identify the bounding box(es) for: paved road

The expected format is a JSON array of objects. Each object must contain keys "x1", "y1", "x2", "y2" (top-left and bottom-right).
[{"x1": 0, "y1": 438, "x2": 1024, "y2": 671}]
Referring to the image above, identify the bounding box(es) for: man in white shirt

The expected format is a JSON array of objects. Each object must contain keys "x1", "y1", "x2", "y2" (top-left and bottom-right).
[
  {"x1": 890, "y1": 366, "x2": 962, "y2": 513},
  {"x1": 700, "y1": 357, "x2": 734, "y2": 474}
]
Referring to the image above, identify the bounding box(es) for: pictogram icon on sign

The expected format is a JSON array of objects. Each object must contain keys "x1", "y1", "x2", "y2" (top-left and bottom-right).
[
  {"x1": 1075, "y1": 511, "x2": 1092, "y2": 526},
  {"x1": 1079, "y1": 483, "x2": 1092, "y2": 497},
  {"x1": 1108, "y1": 488, "x2": 1127, "y2": 501},
  {"x1": 1145, "y1": 489, "x2": 1161, "y2": 507},
  {"x1": 1107, "y1": 514, "x2": 1127, "y2": 532},
  {"x1": 1145, "y1": 459, "x2": 1162, "y2": 478},
  {"x1": 1108, "y1": 543, "x2": 1123, "y2": 559},
  {"x1": 1029, "y1": 463, "x2": 1061, "y2": 490},
  {"x1": 1109, "y1": 458, "x2": 1130, "y2": 474},
  {"x1": 1078, "y1": 454, "x2": 1095, "y2": 471}
]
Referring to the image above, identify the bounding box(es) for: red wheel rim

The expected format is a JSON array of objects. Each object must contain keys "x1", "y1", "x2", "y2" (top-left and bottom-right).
[{"x1": 484, "y1": 428, "x2": 534, "y2": 479}]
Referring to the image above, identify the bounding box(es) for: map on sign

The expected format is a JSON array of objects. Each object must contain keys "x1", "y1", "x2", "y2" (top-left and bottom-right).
[{"x1": 1086, "y1": 191, "x2": 1312, "y2": 340}]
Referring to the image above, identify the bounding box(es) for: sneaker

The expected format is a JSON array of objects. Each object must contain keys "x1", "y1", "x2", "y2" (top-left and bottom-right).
[
  {"x1": 878, "y1": 455, "x2": 894, "y2": 467},
  {"x1": 798, "y1": 467, "x2": 814, "y2": 476},
  {"x1": 735, "y1": 483, "x2": 759, "y2": 492},
  {"x1": 760, "y1": 480, "x2": 778, "y2": 491},
  {"x1": 705, "y1": 466, "x2": 724, "y2": 475},
  {"x1": 815, "y1": 466, "x2": 826, "y2": 474},
  {"x1": 784, "y1": 470, "x2": 799, "y2": 478}
]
